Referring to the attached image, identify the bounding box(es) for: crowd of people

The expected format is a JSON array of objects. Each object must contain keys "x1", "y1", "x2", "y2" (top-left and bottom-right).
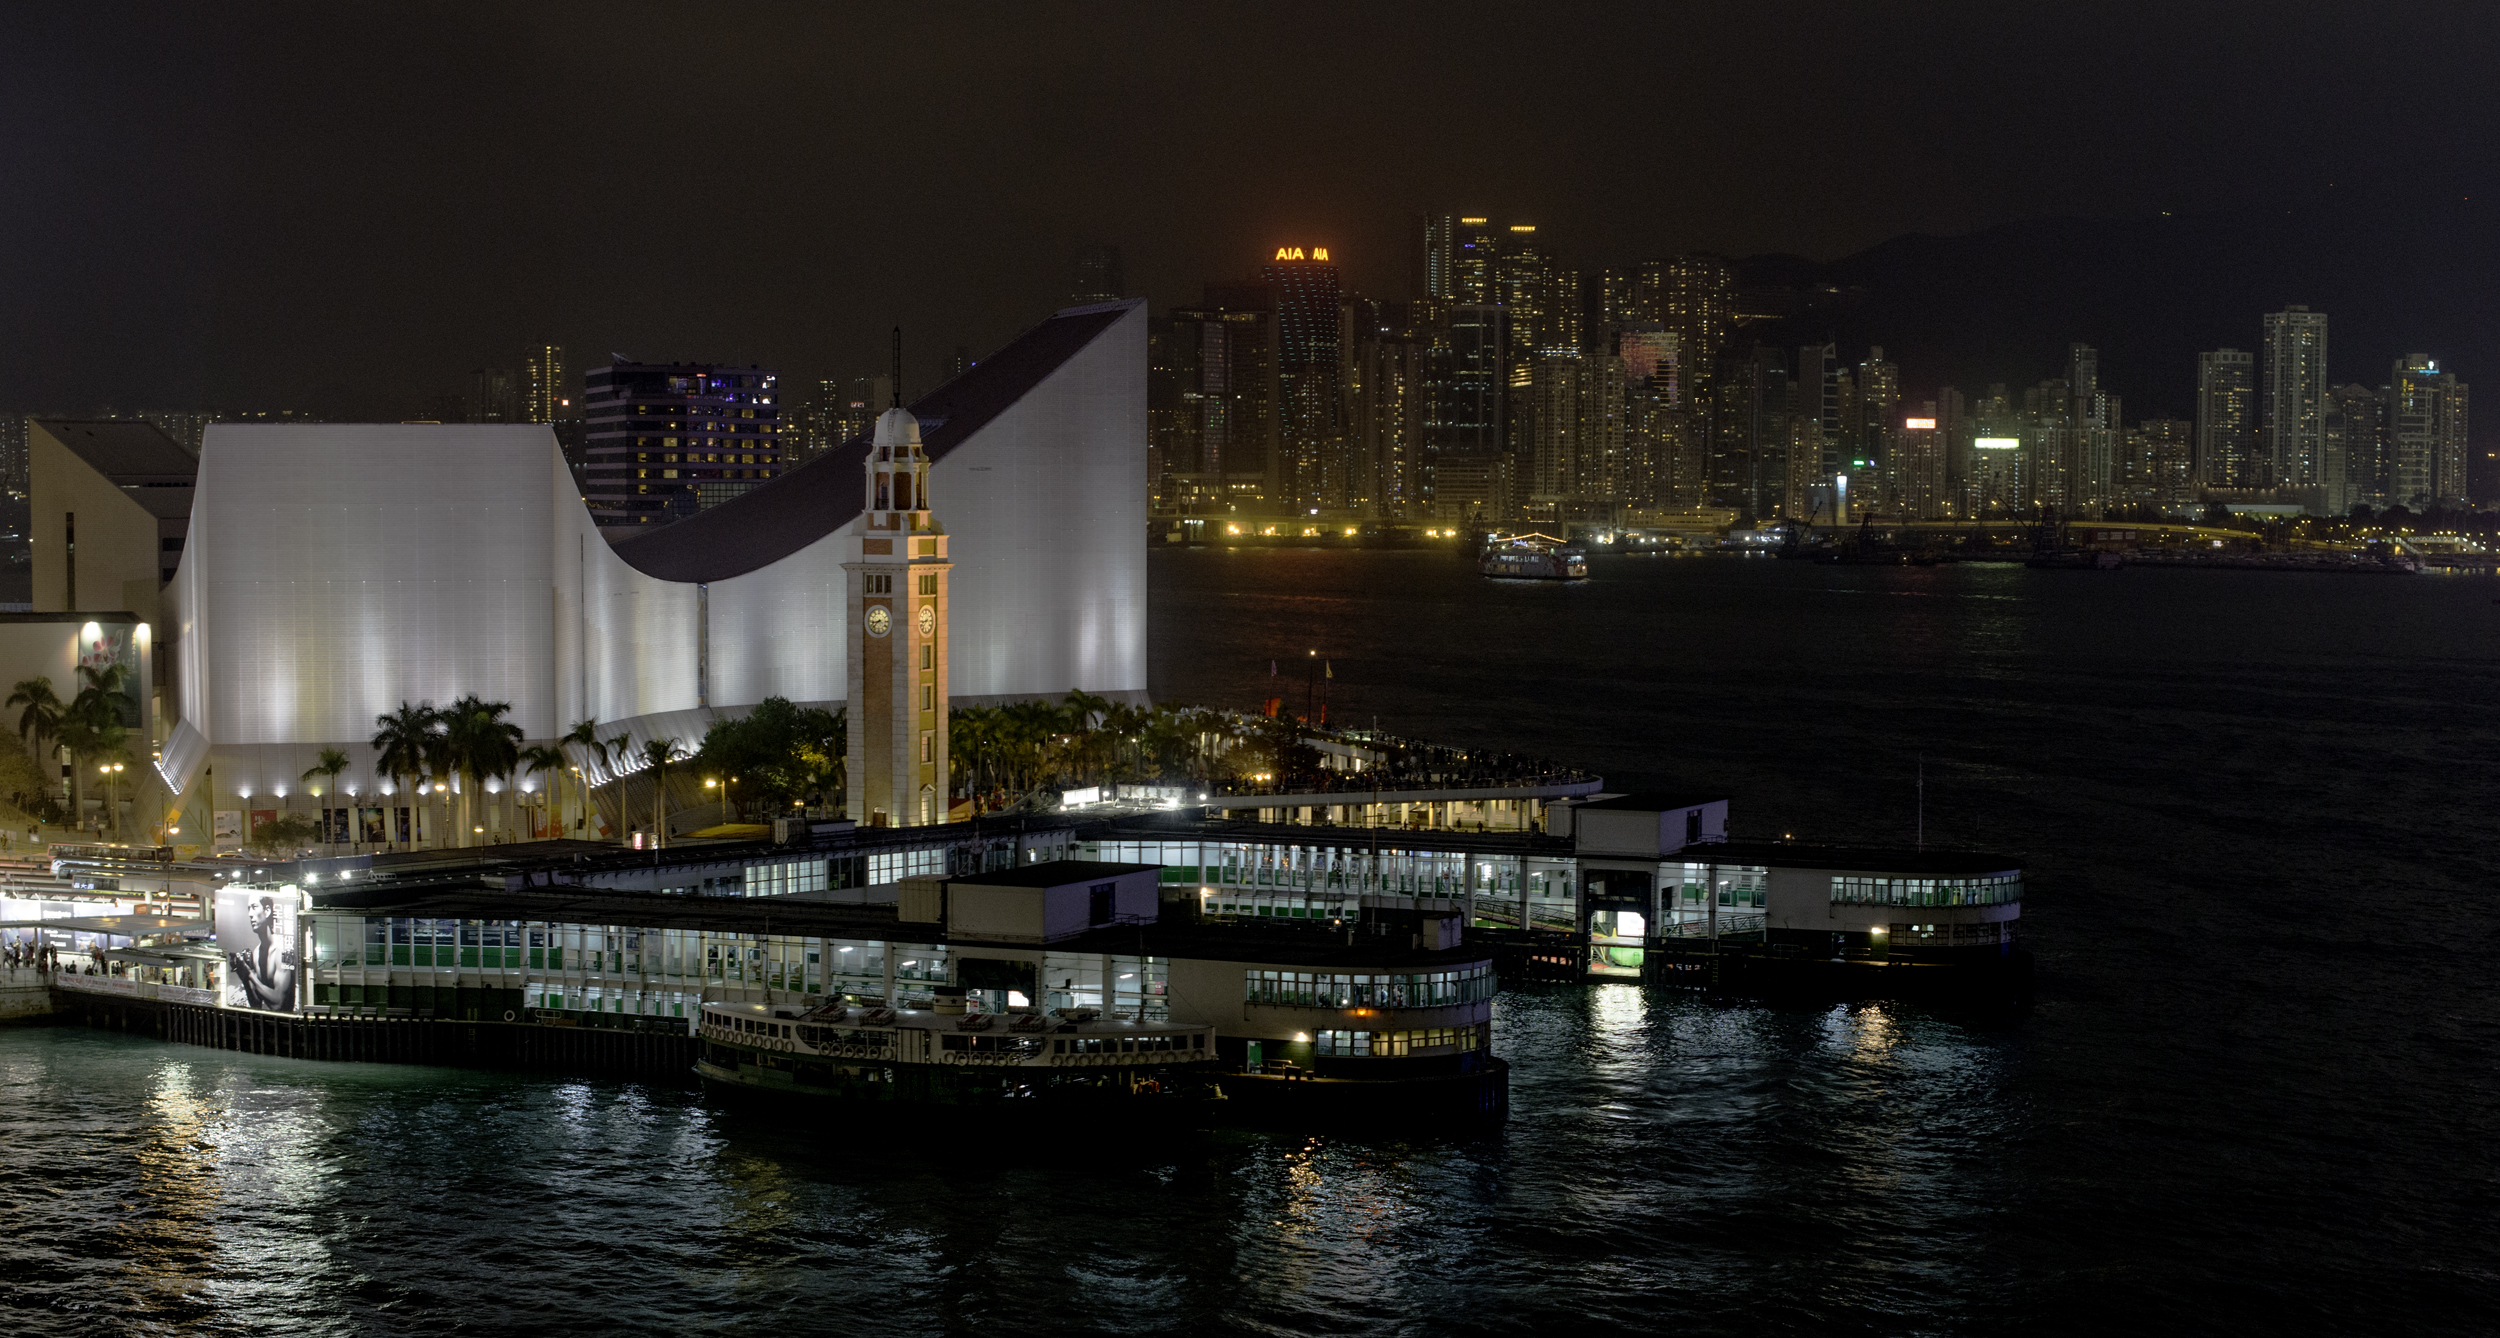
[{"x1": 4, "y1": 938, "x2": 64, "y2": 973}]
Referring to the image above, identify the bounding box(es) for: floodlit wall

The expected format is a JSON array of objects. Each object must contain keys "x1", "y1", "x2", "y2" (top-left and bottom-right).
[
  {"x1": 939, "y1": 303, "x2": 1147, "y2": 703},
  {"x1": 161, "y1": 304, "x2": 1147, "y2": 809}
]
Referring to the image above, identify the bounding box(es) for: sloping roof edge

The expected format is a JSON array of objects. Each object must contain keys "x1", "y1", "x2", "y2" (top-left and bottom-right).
[{"x1": 607, "y1": 300, "x2": 1141, "y2": 583}]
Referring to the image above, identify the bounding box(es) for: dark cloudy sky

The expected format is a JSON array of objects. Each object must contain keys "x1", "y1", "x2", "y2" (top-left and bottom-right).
[{"x1": 3, "y1": 2, "x2": 2492, "y2": 417}]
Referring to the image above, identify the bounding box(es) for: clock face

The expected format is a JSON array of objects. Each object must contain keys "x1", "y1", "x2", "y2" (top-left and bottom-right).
[
  {"x1": 918, "y1": 605, "x2": 936, "y2": 638},
  {"x1": 865, "y1": 605, "x2": 892, "y2": 637}
]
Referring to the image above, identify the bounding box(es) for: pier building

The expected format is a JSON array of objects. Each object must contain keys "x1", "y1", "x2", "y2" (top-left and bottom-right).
[{"x1": 33, "y1": 777, "x2": 2015, "y2": 1119}]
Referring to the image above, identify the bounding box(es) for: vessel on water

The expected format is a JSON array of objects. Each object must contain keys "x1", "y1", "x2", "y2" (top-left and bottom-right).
[
  {"x1": 1479, "y1": 533, "x2": 1588, "y2": 580},
  {"x1": 694, "y1": 995, "x2": 1220, "y2": 1106}
]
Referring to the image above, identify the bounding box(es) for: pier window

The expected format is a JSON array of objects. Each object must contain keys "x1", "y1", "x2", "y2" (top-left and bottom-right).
[
  {"x1": 868, "y1": 848, "x2": 947, "y2": 884},
  {"x1": 365, "y1": 918, "x2": 386, "y2": 965},
  {"x1": 746, "y1": 859, "x2": 828, "y2": 897},
  {"x1": 1244, "y1": 965, "x2": 1495, "y2": 1008},
  {"x1": 1830, "y1": 873, "x2": 2021, "y2": 907}
]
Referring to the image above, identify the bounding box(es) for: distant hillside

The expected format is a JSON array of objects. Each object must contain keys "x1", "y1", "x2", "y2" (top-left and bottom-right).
[{"x1": 1734, "y1": 200, "x2": 2500, "y2": 424}]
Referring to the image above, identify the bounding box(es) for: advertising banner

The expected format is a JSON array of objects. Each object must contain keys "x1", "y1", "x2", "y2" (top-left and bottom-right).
[
  {"x1": 213, "y1": 810, "x2": 241, "y2": 843},
  {"x1": 217, "y1": 887, "x2": 300, "y2": 1012}
]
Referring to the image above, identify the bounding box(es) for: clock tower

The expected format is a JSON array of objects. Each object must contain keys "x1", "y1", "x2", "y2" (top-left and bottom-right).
[{"x1": 842, "y1": 407, "x2": 951, "y2": 826}]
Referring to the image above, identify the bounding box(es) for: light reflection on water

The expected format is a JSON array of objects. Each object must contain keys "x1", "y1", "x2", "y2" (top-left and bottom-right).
[{"x1": 7, "y1": 552, "x2": 2498, "y2": 1332}]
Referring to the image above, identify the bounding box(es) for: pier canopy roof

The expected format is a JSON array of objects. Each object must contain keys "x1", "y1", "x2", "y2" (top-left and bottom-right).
[{"x1": 1689, "y1": 842, "x2": 2022, "y2": 877}]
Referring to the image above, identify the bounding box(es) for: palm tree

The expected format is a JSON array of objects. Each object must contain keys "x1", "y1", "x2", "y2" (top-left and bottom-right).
[
  {"x1": 371, "y1": 702, "x2": 437, "y2": 851},
  {"x1": 639, "y1": 737, "x2": 688, "y2": 847},
  {"x1": 562, "y1": 718, "x2": 602, "y2": 837},
  {"x1": 7, "y1": 677, "x2": 63, "y2": 824},
  {"x1": 520, "y1": 744, "x2": 568, "y2": 841},
  {"x1": 440, "y1": 695, "x2": 522, "y2": 846},
  {"x1": 8, "y1": 676, "x2": 63, "y2": 766},
  {"x1": 62, "y1": 664, "x2": 132, "y2": 835},
  {"x1": 600, "y1": 731, "x2": 632, "y2": 837},
  {"x1": 302, "y1": 746, "x2": 352, "y2": 851}
]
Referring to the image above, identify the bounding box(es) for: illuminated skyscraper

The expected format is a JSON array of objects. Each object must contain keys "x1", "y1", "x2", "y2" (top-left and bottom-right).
[
  {"x1": 1496, "y1": 227, "x2": 1574, "y2": 354},
  {"x1": 1350, "y1": 304, "x2": 1428, "y2": 518},
  {"x1": 2260, "y1": 306, "x2": 2329, "y2": 490},
  {"x1": 1260, "y1": 247, "x2": 1345, "y2": 509},
  {"x1": 2388, "y1": 355, "x2": 2469, "y2": 510},
  {"x1": 2195, "y1": 349, "x2": 2256, "y2": 488},
  {"x1": 1637, "y1": 256, "x2": 1735, "y2": 393},
  {"x1": 526, "y1": 345, "x2": 567, "y2": 423},
  {"x1": 1892, "y1": 404, "x2": 1948, "y2": 518},
  {"x1": 580, "y1": 360, "x2": 784, "y2": 528},
  {"x1": 1169, "y1": 284, "x2": 1281, "y2": 504},
  {"x1": 2125, "y1": 418, "x2": 2196, "y2": 514}
]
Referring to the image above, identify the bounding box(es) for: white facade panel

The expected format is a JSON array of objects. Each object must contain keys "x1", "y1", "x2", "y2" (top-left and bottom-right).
[
  {"x1": 167, "y1": 303, "x2": 1145, "y2": 809},
  {"x1": 705, "y1": 528, "x2": 846, "y2": 708},
  {"x1": 191, "y1": 425, "x2": 559, "y2": 746},
  {"x1": 939, "y1": 303, "x2": 1148, "y2": 703}
]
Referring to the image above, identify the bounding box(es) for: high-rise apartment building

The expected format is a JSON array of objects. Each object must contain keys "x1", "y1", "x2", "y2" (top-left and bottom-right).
[
  {"x1": 1072, "y1": 245, "x2": 1124, "y2": 305},
  {"x1": 526, "y1": 345, "x2": 567, "y2": 423},
  {"x1": 1495, "y1": 227, "x2": 1576, "y2": 355},
  {"x1": 472, "y1": 367, "x2": 521, "y2": 423},
  {"x1": 2325, "y1": 383, "x2": 2388, "y2": 512},
  {"x1": 1162, "y1": 289, "x2": 1281, "y2": 507},
  {"x1": 1587, "y1": 269, "x2": 1636, "y2": 351},
  {"x1": 1856, "y1": 348, "x2": 1900, "y2": 470},
  {"x1": 580, "y1": 360, "x2": 783, "y2": 527},
  {"x1": 2388, "y1": 355, "x2": 2470, "y2": 511},
  {"x1": 2260, "y1": 306, "x2": 2329, "y2": 490},
  {"x1": 1712, "y1": 343, "x2": 1790, "y2": 519},
  {"x1": 1525, "y1": 353, "x2": 1586, "y2": 519},
  {"x1": 2196, "y1": 349, "x2": 2257, "y2": 488},
  {"x1": 2124, "y1": 418, "x2": 2195, "y2": 513},
  {"x1": 1417, "y1": 215, "x2": 1502, "y2": 304},
  {"x1": 1637, "y1": 256, "x2": 1735, "y2": 393},
  {"x1": 1351, "y1": 310, "x2": 1429, "y2": 518},
  {"x1": 1892, "y1": 404, "x2": 1949, "y2": 518}
]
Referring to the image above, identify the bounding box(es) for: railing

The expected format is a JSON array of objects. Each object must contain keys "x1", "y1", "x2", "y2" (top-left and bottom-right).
[{"x1": 1655, "y1": 912, "x2": 1766, "y2": 939}]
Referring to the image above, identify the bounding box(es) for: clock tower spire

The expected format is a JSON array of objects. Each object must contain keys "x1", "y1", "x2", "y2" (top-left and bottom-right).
[{"x1": 842, "y1": 405, "x2": 951, "y2": 826}]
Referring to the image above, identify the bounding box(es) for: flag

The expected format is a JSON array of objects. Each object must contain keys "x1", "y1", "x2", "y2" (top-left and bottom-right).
[
  {"x1": 1325, "y1": 661, "x2": 1333, "y2": 679},
  {"x1": 1263, "y1": 697, "x2": 1283, "y2": 718},
  {"x1": 1270, "y1": 659, "x2": 1278, "y2": 676}
]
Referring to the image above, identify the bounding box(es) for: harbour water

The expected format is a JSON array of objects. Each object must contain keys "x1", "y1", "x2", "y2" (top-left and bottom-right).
[{"x1": 5, "y1": 550, "x2": 2496, "y2": 1335}]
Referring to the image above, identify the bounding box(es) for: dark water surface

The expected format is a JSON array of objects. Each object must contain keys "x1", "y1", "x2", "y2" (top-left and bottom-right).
[{"x1": 6, "y1": 550, "x2": 2498, "y2": 1335}]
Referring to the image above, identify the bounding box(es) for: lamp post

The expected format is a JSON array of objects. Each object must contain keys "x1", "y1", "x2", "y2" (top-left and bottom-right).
[{"x1": 99, "y1": 762, "x2": 124, "y2": 838}]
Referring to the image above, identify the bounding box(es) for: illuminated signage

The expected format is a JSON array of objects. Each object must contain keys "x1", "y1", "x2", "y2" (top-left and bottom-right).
[
  {"x1": 1272, "y1": 247, "x2": 1331, "y2": 261},
  {"x1": 1904, "y1": 417, "x2": 1936, "y2": 430},
  {"x1": 1509, "y1": 225, "x2": 1537, "y2": 233},
  {"x1": 1459, "y1": 216, "x2": 1487, "y2": 224},
  {"x1": 1975, "y1": 437, "x2": 2019, "y2": 450}
]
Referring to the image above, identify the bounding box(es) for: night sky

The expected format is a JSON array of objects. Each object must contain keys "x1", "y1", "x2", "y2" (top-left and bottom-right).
[{"x1": 4, "y1": 2, "x2": 2493, "y2": 418}]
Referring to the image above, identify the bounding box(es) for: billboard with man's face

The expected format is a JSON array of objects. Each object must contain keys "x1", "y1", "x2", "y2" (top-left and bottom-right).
[{"x1": 217, "y1": 887, "x2": 299, "y2": 1012}]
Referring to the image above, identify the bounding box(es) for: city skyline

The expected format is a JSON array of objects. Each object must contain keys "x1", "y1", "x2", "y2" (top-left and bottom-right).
[{"x1": 6, "y1": 4, "x2": 2500, "y2": 420}]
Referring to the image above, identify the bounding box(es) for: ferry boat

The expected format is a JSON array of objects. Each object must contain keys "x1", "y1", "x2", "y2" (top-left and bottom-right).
[
  {"x1": 1479, "y1": 533, "x2": 1588, "y2": 580},
  {"x1": 694, "y1": 995, "x2": 1219, "y2": 1106}
]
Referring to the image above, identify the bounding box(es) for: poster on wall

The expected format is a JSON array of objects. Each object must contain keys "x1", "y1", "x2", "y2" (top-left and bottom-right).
[
  {"x1": 75, "y1": 621, "x2": 143, "y2": 728},
  {"x1": 217, "y1": 887, "x2": 299, "y2": 1012},
  {"x1": 359, "y1": 807, "x2": 388, "y2": 845},
  {"x1": 213, "y1": 811, "x2": 241, "y2": 843}
]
